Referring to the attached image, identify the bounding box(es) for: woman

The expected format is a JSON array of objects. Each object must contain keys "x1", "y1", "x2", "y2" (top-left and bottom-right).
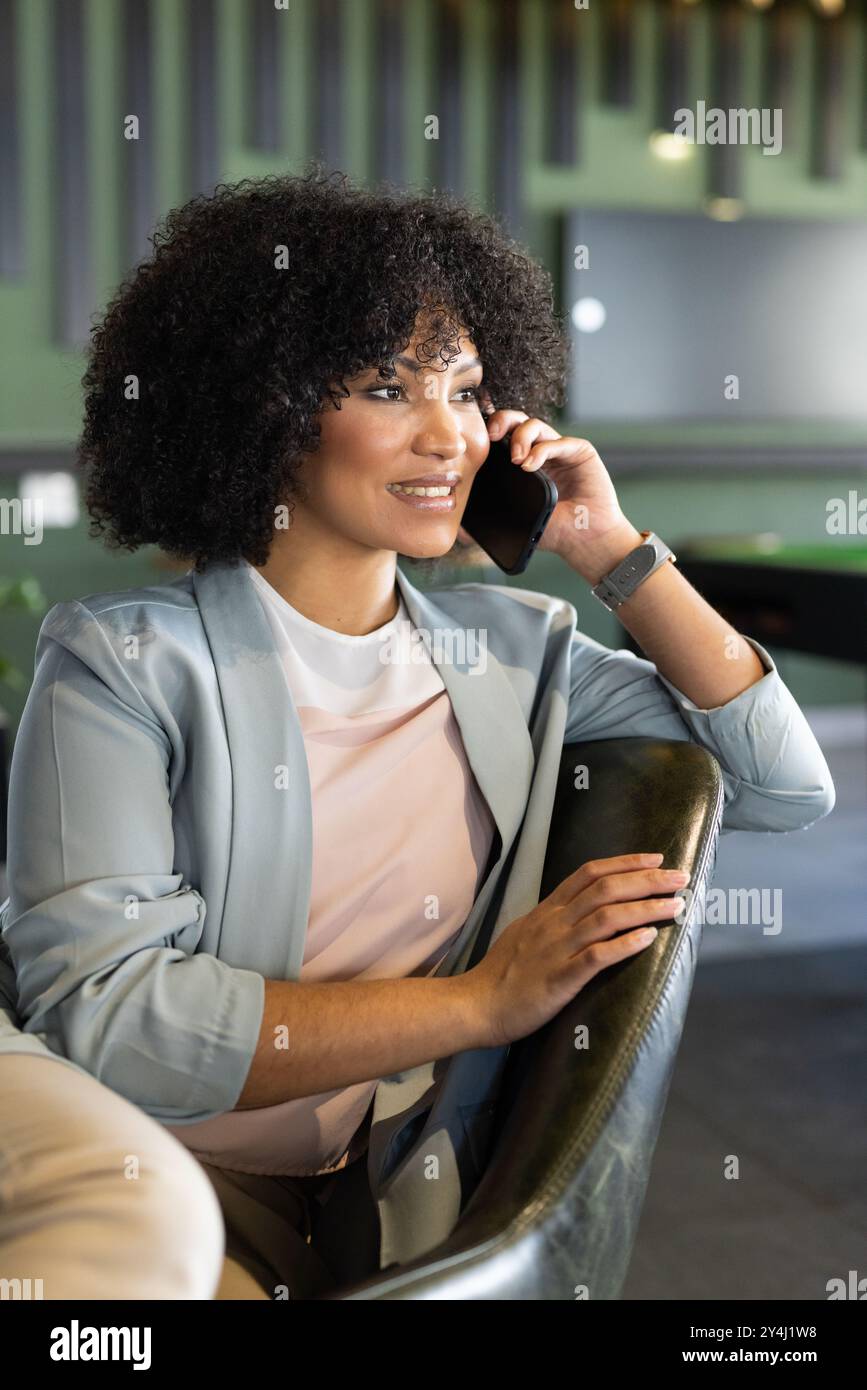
[{"x1": 0, "y1": 164, "x2": 835, "y2": 1300}]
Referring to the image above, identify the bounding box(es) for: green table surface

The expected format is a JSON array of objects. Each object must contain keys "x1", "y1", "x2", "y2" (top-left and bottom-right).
[{"x1": 676, "y1": 540, "x2": 867, "y2": 573}]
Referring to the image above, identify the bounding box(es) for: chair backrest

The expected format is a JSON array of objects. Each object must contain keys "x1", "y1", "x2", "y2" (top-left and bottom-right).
[{"x1": 335, "y1": 736, "x2": 723, "y2": 1299}]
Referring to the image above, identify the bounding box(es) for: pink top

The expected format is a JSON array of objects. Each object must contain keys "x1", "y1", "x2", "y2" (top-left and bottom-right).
[{"x1": 164, "y1": 563, "x2": 498, "y2": 1174}]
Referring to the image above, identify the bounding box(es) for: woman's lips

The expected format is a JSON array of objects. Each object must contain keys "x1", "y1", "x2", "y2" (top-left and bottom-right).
[
  {"x1": 388, "y1": 473, "x2": 461, "y2": 487},
  {"x1": 385, "y1": 483, "x2": 457, "y2": 512}
]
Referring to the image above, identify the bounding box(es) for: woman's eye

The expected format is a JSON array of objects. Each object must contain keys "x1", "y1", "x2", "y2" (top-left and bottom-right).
[{"x1": 366, "y1": 380, "x2": 405, "y2": 403}]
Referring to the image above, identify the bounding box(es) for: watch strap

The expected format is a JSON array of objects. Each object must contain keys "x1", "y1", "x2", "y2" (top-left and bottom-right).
[{"x1": 591, "y1": 530, "x2": 676, "y2": 611}]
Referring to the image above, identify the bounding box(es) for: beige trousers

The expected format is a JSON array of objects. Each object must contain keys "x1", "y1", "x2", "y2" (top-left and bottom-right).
[
  {"x1": 0, "y1": 1054, "x2": 225, "y2": 1300},
  {"x1": 0, "y1": 1054, "x2": 381, "y2": 1302}
]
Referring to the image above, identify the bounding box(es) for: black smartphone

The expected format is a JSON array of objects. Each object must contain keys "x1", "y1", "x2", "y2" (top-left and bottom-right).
[{"x1": 459, "y1": 436, "x2": 558, "y2": 574}]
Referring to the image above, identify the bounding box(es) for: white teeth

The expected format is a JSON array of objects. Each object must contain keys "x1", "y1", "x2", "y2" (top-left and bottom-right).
[{"x1": 387, "y1": 484, "x2": 454, "y2": 497}]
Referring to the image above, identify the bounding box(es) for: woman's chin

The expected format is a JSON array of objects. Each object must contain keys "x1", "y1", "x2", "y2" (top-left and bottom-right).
[{"x1": 389, "y1": 527, "x2": 459, "y2": 560}]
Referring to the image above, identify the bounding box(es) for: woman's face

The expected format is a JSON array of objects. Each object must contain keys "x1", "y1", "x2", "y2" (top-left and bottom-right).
[{"x1": 293, "y1": 326, "x2": 492, "y2": 559}]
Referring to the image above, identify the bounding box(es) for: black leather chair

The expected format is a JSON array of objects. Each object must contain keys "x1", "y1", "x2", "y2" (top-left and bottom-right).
[{"x1": 328, "y1": 735, "x2": 724, "y2": 1300}]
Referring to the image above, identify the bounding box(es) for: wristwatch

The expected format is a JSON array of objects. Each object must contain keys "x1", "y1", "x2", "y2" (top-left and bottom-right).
[{"x1": 591, "y1": 530, "x2": 677, "y2": 612}]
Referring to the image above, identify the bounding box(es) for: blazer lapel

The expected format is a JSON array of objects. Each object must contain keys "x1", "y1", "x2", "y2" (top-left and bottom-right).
[
  {"x1": 191, "y1": 560, "x2": 314, "y2": 980},
  {"x1": 393, "y1": 566, "x2": 535, "y2": 855},
  {"x1": 392, "y1": 566, "x2": 536, "y2": 972}
]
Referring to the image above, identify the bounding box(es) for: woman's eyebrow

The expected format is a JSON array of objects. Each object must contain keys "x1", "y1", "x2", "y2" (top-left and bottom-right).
[{"x1": 392, "y1": 354, "x2": 483, "y2": 376}]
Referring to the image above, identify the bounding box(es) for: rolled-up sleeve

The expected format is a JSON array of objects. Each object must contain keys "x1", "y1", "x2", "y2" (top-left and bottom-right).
[
  {"x1": 564, "y1": 630, "x2": 836, "y2": 834},
  {"x1": 1, "y1": 601, "x2": 265, "y2": 1124}
]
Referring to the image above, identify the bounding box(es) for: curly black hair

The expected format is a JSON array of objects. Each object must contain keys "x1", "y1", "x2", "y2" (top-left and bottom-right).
[{"x1": 78, "y1": 160, "x2": 571, "y2": 574}]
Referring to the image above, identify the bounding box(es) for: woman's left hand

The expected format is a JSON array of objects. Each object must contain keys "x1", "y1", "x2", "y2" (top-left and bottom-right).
[{"x1": 458, "y1": 409, "x2": 641, "y2": 581}]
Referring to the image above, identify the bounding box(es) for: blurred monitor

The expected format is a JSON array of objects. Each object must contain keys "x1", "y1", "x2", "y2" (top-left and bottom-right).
[{"x1": 565, "y1": 210, "x2": 867, "y2": 423}]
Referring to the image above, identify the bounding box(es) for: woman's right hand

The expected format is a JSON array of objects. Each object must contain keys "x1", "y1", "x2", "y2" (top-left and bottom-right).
[{"x1": 467, "y1": 853, "x2": 690, "y2": 1048}]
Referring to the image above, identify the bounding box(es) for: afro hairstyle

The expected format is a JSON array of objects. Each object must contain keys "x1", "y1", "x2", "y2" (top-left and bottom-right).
[{"x1": 78, "y1": 160, "x2": 571, "y2": 576}]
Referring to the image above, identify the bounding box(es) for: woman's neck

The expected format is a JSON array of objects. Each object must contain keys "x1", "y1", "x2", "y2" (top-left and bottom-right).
[{"x1": 247, "y1": 544, "x2": 400, "y2": 638}]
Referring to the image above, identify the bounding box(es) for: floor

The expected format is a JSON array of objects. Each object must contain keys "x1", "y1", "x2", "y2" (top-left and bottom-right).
[{"x1": 624, "y1": 705, "x2": 867, "y2": 1300}]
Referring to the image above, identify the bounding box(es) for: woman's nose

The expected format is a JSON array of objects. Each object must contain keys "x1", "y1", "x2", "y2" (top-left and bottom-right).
[{"x1": 413, "y1": 405, "x2": 471, "y2": 457}]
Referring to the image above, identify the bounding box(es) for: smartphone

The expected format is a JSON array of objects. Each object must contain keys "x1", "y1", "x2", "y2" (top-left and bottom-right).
[{"x1": 459, "y1": 436, "x2": 558, "y2": 574}]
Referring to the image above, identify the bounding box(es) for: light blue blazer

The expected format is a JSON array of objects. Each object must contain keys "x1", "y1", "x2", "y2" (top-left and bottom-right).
[{"x1": 0, "y1": 558, "x2": 835, "y2": 1267}]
